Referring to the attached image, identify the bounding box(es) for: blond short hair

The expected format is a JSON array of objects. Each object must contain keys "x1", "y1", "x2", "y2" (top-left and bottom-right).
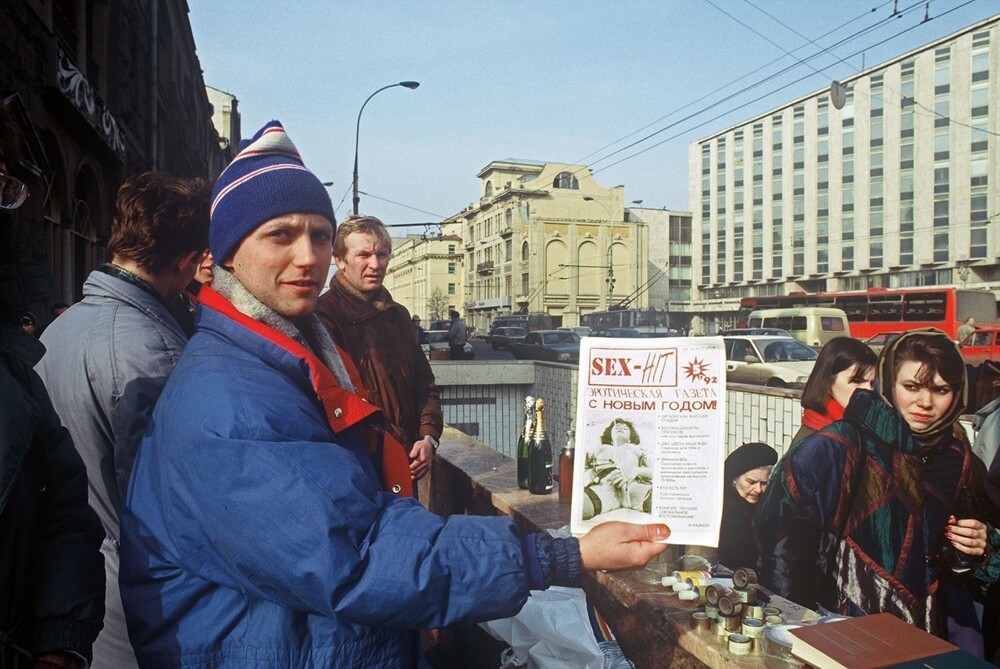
[{"x1": 333, "y1": 214, "x2": 392, "y2": 259}]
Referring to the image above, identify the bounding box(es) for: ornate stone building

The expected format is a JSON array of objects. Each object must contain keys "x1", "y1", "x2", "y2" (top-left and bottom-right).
[
  {"x1": 0, "y1": 0, "x2": 224, "y2": 319},
  {"x1": 442, "y1": 160, "x2": 648, "y2": 333}
]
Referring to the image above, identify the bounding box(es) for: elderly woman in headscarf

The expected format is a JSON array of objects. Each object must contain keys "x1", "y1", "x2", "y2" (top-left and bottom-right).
[
  {"x1": 718, "y1": 442, "x2": 778, "y2": 569},
  {"x1": 755, "y1": 329, "x2": 1000, "y2": 656}
]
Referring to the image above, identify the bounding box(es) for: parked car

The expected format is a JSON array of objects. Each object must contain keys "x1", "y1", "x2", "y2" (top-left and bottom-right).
[
  {"x1": 589, "y1": 327, "x2": 643, "y2": 338},
  {"x1": 509, "y1": 330, "x2": 581, "y2": 363},
  {"x1": 722, "y1": 335, "x2": 818, "y2": 388},
  {"x1": 491, "y1": 326, "x2": 527, "y2": 351},
  {"x1": 865, "y1": 331, "x2": 902, "y2": 356},
  {"x1": 559, "y1": 325, "x2": 592, "y2": 337},
  {"x1": 424, "y1": 329, "x2": 474, "y2": 359},
  {"x1": 720, "y1": 328, "x2": 791, "y2": 337}
]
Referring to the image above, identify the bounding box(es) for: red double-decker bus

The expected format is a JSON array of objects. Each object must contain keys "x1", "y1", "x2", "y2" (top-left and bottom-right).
[{"x1": 737, "y1": 287, "x2": 998, "y2": 340}]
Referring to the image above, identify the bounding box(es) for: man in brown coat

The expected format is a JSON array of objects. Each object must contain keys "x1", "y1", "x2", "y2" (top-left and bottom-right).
[{"x1": 316, "y1": 215, "x2": 442, "y2": 482}]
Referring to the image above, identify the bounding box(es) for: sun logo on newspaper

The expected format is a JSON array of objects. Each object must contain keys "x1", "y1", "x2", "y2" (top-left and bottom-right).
[{"x1": 683, "y1": 357, "x2": 714, "y2": 384}]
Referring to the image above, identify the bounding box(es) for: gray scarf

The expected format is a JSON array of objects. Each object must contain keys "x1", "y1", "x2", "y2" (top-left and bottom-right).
[{"x1": 211, "y1": 266, "x2": 354, "y2": 392}]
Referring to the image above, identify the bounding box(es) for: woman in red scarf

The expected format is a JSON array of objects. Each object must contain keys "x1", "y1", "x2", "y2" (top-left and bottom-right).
[{"x1": 791, "y1": 337, "x2": 878, "y2": 446}]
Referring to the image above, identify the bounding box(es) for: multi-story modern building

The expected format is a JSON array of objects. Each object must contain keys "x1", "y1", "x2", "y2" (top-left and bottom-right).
[
  {"x1": 441, "y1": 159, "x2": 648, "y2": 333},
  {"x1": 627, "y1": 207, "x2": 694, "y2": 332},
  {"x1": 1, "y1": 0, "x2": 224, "y2": 318},
  {"x1": 690, "y1": 14, "x2": 1000, "y2": 333},
  {"x1": 382, "y1": 233, "x2": 464, "y2": 322}
]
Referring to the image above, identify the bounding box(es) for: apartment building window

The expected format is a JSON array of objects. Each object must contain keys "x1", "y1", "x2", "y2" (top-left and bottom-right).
[
  {"x1": 448, "y1": 244, "x2": 455, "y2": 254},
  {"x1": 717, "y1": 137, "x2": 727, "y2": 169},
  {"x1": 552, "y1": 172, "x2": 579, "y2": 189},
  {"x1": 842, "y1": 246, "x2": 854, "y2": 271},
  {"x1": 870, "y1": 206, "x2": 884, "y2": 269},
  {"x1": 702, "y1": 144, "x2": 711, "y2": 174},
  {"x1": 448, "y1": 283, "x2": 455, "y2": 295},
  {"x1": 899, "y1": 61, "x2": 915, "y2": 267},
  {"x1": 505, "y1": 239, "x2": 512, "y2": 262},
  {"x1": 521, "y1": 273, "x2": 529, "y2": 295},
  {"x1": 448, "y1": 262, "x2": 456, "y2": 274},
  {"x1": 970, "y1": 31, "x2": 990, "y2": 259},
  {"x1": 842, "y1": 215, "x2": 854, "y2": 242},
  {"x1": 772, "y1": 115, "x2": 783, "y2": 148},
  {"x1": 521, "y1": 241, "x2": 529, "y2": 262},
  {"x1": 817, "y1": 98, "x2": 829, "y2": 136},
  {"x1": 772, "y1": 201, "x2": 783, "y2": 279}
]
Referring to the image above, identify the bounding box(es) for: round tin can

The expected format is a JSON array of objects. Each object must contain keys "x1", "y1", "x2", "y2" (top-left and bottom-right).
[
  {"x1": 765, "y1": 614, "x2": 785, "y2": 626},
  {"x1": 744, "y1": 604, "x2": 765, "y2": 621},
  {"x1": 712, "y1": 618, "x2": 729, "y2": 636},
  {"x1": 704, "y1": 604, "x2": 719, "y2": 620},
  {"x1": 690, "y1": 611, "x2": 711, "y2": 631},
  {"x1": 718, "y1": 595, "x2": 744, "y2": 618},
  {"x1": 762, "y1": 605, "x2": 781, "y2": 617},
  {"x1": 742, "y1": 618, "x2": 765, "y2": 639},
  {"x1": 732, "y1": 567, "x2": 758, "y2": 589},
  {"x1": 723, "y1": 613, "x2": 743, "y2": 632},
  {"x1": 705, "y1": 584, "x2": 733, "y2": 606},
  {"x1": 728, "y1": 633, "x2": 752, "y2": 655},
  {"x1": 733, "y1": 586, "x2": 756, "y2": 604}
]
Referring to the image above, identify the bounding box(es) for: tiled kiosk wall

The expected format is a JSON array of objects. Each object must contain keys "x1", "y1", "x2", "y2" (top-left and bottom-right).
[{"x1": 431, "y1": 361, "x2": 802, "y2": 458}]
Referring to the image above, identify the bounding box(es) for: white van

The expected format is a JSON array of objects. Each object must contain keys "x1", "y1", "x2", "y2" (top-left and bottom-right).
[{"x1": 747, "y1": 307, "x2": 849, "y2": 348}]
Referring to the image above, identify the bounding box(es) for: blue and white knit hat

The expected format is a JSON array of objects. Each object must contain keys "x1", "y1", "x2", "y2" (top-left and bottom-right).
[{"x1": 210, "y1": 120, "x2": 335, "y2": 261}]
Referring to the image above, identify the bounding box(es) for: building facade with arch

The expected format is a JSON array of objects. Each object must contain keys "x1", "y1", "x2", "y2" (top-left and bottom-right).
[
  {"x1": 1, "y1": 0, "x2": 226, "y2": 322},
  {"x1": 441, "y1": 159, "x2": 648, "y2": 334}
]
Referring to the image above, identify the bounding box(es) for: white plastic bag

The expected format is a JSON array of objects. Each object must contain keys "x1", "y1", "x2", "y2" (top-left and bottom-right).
[{"x1": 480, "y1": 586, "x2": 604, "y2": 669}]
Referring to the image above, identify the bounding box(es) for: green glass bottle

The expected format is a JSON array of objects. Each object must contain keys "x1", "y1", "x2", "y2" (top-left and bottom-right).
[{"x1": 516, "y1": 395, "x2": 534, "y2": 489}]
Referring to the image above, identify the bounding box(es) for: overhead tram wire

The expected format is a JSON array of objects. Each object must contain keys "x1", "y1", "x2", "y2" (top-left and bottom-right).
[
  {"x1": 559, "y1": 0, "x2": 905, "y2": 185},
  {"x1": 591, "y1": 2, "x2": 967, "y2": 176},
  {"x1": 583, "y1": 1, "x2": 926, "y2": 174}
]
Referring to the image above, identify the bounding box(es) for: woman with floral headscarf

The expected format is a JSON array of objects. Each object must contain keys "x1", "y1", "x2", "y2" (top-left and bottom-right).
[{"x1": 756, "y1": 329, "x2": 1000, "y2": 655}]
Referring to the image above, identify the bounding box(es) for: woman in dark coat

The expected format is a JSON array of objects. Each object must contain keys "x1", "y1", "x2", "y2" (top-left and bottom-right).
[
  {"x1": 791, "y1": 337, "x2": 877, "y2": 446},
  {"x1": 718, "y1": 442, "x2": 778, "y2": 569},
  {"x1": 756, "y1": 329, "x2": 1000, "y2": 656}
]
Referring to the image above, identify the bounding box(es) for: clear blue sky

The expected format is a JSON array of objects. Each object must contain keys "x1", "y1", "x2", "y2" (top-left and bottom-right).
[{"x1": 189, "y1": 1, "x2": 997, "y2": 233}]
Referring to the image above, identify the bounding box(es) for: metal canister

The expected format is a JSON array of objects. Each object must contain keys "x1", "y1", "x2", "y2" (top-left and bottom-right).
[
  {"x1": 762, "y1": 605, "x2": 781, "y2": 618},
  {"x1": 690, "y1": 611, "x2": 711, "y2": 631},
  {"x1": 705, "y1": 584, "x2": 733, "y2": 607},
  {"x1": 727, "y1": 633, "x2": 753, "y2": 655},
  {"x1": 732, "y1": 567, "x2": 758, "y2": 590},
  {"x1": 765, "y1": 614, "x2": 785, "y2": 626},
  {"x1": 741, "y1": 618, "x2": 765, "y2": 639},
  {"x1": 733, "y1": 585, "x2": 757, "y2": 604},
  {"x1": 744, "y1": 604, "x2": 765, "y2": 621},
  {"x1": 718, "y1": 594, "x2": 744, "y2": 618},
  {"x1": 712, "y1": 617, "x2": 729, "y2": 637},
  {"x1": 704, "y1": 604, "x2": 719, "y2": 620},
  {"x1": 723, "y1": 613, "x2": 743, "y2": 632}
]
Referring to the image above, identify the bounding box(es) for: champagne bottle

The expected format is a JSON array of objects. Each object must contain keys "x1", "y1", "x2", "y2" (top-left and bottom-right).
[
  {"x1": 516, "y1": 396, "x2": 534, "y2": 490},
  {"x1": 558, "y1": 429, "x2": 575, "y2": 502},
  {"x1": 528, "y1": 397, "x2": 553, "y2": 495},
  {"x1": 942, "y1": 484, "x2": 983, "y2": 573}
]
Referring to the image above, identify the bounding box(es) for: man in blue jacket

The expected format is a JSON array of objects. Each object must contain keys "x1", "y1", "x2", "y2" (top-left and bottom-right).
[{"x1": 119, "y1": 120, "x2": 668, "y2": 668}]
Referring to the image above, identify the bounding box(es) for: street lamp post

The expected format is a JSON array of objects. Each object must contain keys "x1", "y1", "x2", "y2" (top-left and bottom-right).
[
  {"x1": 352, "y1": 80, "x2": 420, "y2": 215},
  {"x1": 584, "y1": 196, "x2": 617, "y2": 309}
]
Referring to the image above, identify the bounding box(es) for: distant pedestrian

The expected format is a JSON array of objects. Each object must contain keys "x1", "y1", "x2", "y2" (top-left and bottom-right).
[
  {"x1": 412, "y1": 314, "x2": 427, "y2": 345},
  {"x1": 316, "y1": 215, "x2": 442, "y2": 483},
  {"x1": 448, "y1": 309, "x2": 467, "y2": 360},
  {"x1": 958, "y1": 316, "x2": 977, "y2": 344}
]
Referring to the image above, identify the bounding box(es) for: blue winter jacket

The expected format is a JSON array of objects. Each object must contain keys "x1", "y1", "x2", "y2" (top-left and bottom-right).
[{"x1": 120, "y1": 298, "x2": 533, "y2": 668}]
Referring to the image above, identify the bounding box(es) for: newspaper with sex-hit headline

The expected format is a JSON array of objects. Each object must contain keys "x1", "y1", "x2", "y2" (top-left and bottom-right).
[{"x1": 569, "y1": 336, "x2": 726, "y2": 546}]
